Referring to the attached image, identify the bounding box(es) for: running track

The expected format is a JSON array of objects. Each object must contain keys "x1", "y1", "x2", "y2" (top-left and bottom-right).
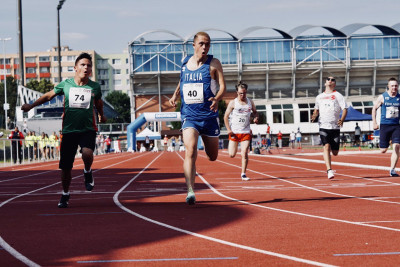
[{"x1": 0, "y1": 149, "x2": 400, "y2": 266}]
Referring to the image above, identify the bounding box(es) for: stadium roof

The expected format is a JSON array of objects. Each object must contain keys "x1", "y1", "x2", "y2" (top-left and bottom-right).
[{"x1": 129, "y1": 23, "x2": 400, "y2": 44}]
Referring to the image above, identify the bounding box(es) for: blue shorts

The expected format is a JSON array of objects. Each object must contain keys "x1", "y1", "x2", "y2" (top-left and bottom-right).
[
  {"x1": 379, "y1": 124, "x2": 400, "y2": 148},
  {"x1": 182, "y1": 117, "x2": 220, "y2": 137},
  {"x1": 296, "y1": 137, "x2": 301, "y2": 142}
]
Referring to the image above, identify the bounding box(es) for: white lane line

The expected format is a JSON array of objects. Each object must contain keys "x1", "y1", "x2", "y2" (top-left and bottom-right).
[
  {"x1": 193, "y1": 154, "x2": 400, "y2": 232},
  {"x1": 113, "y1": 152, "x2": 336, "y2": 267},
  {"x1": 77, "y1": 257, "x2": 238, "y2": 263},
  {"x1": 0, "y1": 152, "x2": 150, "y2": 267}
]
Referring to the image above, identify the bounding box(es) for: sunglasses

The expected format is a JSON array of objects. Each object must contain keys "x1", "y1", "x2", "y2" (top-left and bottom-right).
[{"x1": 326, "y1": 78, "x2": 336, "y2": 82}]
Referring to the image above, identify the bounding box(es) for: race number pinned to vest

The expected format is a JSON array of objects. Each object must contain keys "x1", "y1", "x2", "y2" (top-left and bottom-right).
[
  {"x1": 69, "y1": 87, "x2": 91, "y2": 109},
  {"x1": 386, "y1": 106, "x2": 399, "y2": 119},
  {"x1": 182, "y1": 83, "x2": 204, "y2": 104},
  {"x1": 234, "y1": 114, "x2": 248, "y2": 128}
]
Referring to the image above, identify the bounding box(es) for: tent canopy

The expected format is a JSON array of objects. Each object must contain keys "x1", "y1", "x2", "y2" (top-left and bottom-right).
[
  {"x1": 136, "y1": 128, "x2": 161, "y2": 141},
  {"x1": 341, "y1": 106, "x2": 372, "y2": 121}
]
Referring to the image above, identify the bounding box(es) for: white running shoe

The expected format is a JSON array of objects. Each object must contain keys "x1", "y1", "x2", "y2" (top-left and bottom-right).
[
  {"x1": 327, "y1": 169, "x2": 335, "y2": 180},
  {"x1": 241, "y1": 174, "x2": 250, "y2": 181}
]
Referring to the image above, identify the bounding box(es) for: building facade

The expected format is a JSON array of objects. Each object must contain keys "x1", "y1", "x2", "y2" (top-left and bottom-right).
[
  {"x1": 95, "y1": 52, "x2": 130, "y2": 97},
  {"x1": 128, "y1": 24, "x2": 400, "y2": 135},
  {"x1": 0, "y1": 46, "x2": 96, "y2": 85}
]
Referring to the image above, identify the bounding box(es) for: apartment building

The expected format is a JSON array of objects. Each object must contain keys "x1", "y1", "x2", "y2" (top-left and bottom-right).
[
  {"x1": 0, "y1": 46, "x2": 96, "y2": 85},
  {"x1": 96, "y1": 52, "x2": 130, "y2": 96}
]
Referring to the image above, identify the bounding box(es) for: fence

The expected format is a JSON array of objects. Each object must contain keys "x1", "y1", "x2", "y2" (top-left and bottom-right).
[{"x1": 0, "y1": 137, "x2": 129, "y2": 167}]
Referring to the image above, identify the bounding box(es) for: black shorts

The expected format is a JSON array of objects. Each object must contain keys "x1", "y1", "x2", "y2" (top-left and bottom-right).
[
  {"x1": 319, "y1": 129, "x2": 340, "y2": 151},
  {"x1": 59, "y1": 131, "x2": 96, "y2": 170}
]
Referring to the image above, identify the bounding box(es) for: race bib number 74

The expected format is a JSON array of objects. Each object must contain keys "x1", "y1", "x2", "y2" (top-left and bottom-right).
[{"x1": 69, "y1": 87, "x2": 91, "y2": 109}]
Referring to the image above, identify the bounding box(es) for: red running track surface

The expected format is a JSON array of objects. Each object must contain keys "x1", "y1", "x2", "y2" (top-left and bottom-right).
[{"x1": 0, "y1": 149, "x2": 400, "y2": 266}]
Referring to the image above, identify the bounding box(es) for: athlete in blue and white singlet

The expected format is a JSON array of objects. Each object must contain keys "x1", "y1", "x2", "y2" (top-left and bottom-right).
[
  {"x1": 372, "y1": 77, "x2": 400, "y2": 176},
  {"x1": 169, "y1": 32, "x2": 226, "y2": 205}
]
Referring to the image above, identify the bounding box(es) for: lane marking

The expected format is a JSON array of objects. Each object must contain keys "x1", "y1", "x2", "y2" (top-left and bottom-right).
[
  {"x1": 194, "y1": 154, "x2": 400, "y2": 232},
  {"x1": 0, "y1": 152, "x2": 152, "y2": 266},
  {"x1": 333, "y1": 252, "x2": 400, "y2": 256},
  {"x1": 77, "y1": 257, "x2": 238, "y2": 263},
  {"x1": 114, "y1": 153, "x2": 336, "y2": 267}
]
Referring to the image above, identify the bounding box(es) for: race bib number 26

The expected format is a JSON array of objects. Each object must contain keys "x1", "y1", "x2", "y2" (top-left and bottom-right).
[{"x1": 69, "y1": 87, "x2": 91, "y2": 109}]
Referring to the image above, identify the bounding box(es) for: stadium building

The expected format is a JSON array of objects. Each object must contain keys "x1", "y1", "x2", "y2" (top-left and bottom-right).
[{"x1": 128, "y1": 24, "x2": 400, "y2": 138}]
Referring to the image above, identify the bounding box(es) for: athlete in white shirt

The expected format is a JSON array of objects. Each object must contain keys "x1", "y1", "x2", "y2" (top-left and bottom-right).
[
  {"x1": 311, "y1": 76, "x2": 348, "y2": 179},
  {"x1": 224, "y1": 81, "x2": 258, "y2": 181}
]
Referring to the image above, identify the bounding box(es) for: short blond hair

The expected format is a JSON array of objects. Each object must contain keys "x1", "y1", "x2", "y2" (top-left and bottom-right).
[{"x1": 193, "y1": 32, "x2": 210, "y2": 42}]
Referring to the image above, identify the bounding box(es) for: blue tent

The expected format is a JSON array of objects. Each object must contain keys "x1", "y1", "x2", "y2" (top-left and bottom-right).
[{"x1": 341, "y1": 106, "x2": 372, "y2": 121}]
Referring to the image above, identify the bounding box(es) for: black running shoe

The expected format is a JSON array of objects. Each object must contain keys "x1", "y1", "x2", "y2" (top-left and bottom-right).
[
  {"x1": 58, "y1": 194, "x2": 70, "y2": 208},
  {"x1": 84, "y1": 170, "x2": 94, "y2": 191}
]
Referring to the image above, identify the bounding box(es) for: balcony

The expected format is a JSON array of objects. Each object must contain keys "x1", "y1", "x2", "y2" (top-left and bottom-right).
[
  {"x1": 39, "y1": 62, "x2": 50, "y2": 67},
  {"x1": 25, "y1": 63, "x2": 37, "y2": 68},
  {"x1": 26, "y1": 73, "x2": 37, "y2": 78},
  {"x1": 40, "y1": 73, "x2": 51, "y2": 78}
]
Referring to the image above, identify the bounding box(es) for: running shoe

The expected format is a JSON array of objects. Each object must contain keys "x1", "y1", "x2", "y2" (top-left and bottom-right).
[
  {"x1": 186, "y1": 191, "x2": 196, "y2": 205},
  {"x1": 327, "y1": 169, "x2": 335, "y2": 180},
  {"x1": 84, "y1": 170, "x2": 94, "y2": 191},
  {"x1": 241, "y1": 174, "x2": 250, "y2": 181},
  {"x1": 58, "y1": 194, "x2": 70, "y2": 208},
  {"x1": 390, "y1": 169, "x2": 399, "y2": 177}
]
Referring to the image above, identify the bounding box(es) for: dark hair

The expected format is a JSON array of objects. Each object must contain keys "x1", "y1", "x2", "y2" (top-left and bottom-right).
[
  {"x1": 388, "y1": 77, "x2": 398, "y2": 83},
  {"x1": 235, "y1": 81, "x2": 248, "y2": 91},
  {"x1": 75, "y1": 52, "x2": 92, "y2": 66}
]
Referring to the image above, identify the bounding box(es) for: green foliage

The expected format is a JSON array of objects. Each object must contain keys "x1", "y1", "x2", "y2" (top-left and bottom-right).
[
  {"x1": 105, "y1": 91, "x2": 131, "y2": 123},
  {"x1": 0, "y1": 76, "x2": 18, "y2": 127},
  {"x1": 26, "y1": 79, "x2": 54, "y2": 93}
]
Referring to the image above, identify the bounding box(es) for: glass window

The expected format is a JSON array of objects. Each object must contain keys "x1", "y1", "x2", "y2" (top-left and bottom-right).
[
  {"x1": 67, "y1": 56, "x2": 76, "y2": 62},
  {"x1": 300, "y1": 110, "x2": 309, "y2": 122},
  {"x1": 39, "y1": 56, "x2": 50, "y2": 62},
  {"x1": 298, "y1": 104, "x2": 309, "y2": 108},
  {"x1": 256, "y1": 105, "x2": 266, "y2": 110},
  {"x1": 26, "y1": 67, "x2": 36, "y2": 73},
  {"x1": 25, "y1": 57, "x2": 36, "y2": 63},
  {"x1": 273, "y1": 111, "x2": 282, "y2": 123},
  {"x1": 113, "y1": 69, "x2": 121, "y2": 75},
  {"x1": 363, "y1": 101, "x2": 373, "y2": 106},
  {"x1": 271, "y1": 104, "x2": 282, "y2": 109},
  {"x1": 114, "y1": 79, "x2": 121, "y2": 85},
  {"x1": 112, "y1": 59, "x2": 121, "y2": 65},
  {"x1": 67, "y1": 66, "x2": 74, "y2": 72},
  {"x1": 283, "y1": 110, "x2": 294, "y2": 123},
  {"x1": 352, "y1": 102, "x2": 363, "y2": 106},
  {"x1": 282, "y1": 104, "x2": 293, "y2": 109},
  {"x1": 40, "y1": 67, "x2": 49, "y2": 73}
]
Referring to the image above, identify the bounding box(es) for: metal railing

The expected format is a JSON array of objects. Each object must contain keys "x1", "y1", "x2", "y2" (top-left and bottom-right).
[
  {"x1": 0, "y1": 138, "x2": 128, "y2": 167},
  {"x1": 0, "y1": 138, "x2": 60, "y2": 167}
]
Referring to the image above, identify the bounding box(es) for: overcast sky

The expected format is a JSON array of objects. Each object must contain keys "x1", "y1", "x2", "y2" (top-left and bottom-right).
[{"x1": 2, "y1": 0, "x2": 400, "y2": 55}]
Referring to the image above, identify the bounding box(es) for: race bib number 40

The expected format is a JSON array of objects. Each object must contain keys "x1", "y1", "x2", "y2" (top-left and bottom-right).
[
  {"x1": 69, "y1": 87, "x2": 92, "y2": 109},
  {"x1": 182, "y1": 83, "x2": 204, "y2": 104}
]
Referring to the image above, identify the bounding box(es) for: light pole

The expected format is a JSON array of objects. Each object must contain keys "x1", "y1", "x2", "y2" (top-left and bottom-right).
[
  {"x1": 0, "y1": 37, "x2": 12, "y2": 130},
  {"x1": 57, "y1": 0, "x2": 66, "y2": 83}
]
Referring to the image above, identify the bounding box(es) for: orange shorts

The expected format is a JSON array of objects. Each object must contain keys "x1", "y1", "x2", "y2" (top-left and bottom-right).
[{"x1": 229, "y1": 133, "x2": 252, "y2": 142}]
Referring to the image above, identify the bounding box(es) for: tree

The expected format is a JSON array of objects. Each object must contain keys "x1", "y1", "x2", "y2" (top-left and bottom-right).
[
  {"x1": 26, "y1": 79, "x2": 54, "y2": 93},
  {"x1": 105, "y1": 91, "x2": 131, "y2": 123},
  {"x1": 0, "y1": 76, "x2": 18, "y2": 128}
]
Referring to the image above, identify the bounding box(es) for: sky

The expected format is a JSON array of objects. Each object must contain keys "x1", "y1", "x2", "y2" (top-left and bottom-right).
[{"x1": 2, "y1": 0, "x2": 400, "y2": 55}]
